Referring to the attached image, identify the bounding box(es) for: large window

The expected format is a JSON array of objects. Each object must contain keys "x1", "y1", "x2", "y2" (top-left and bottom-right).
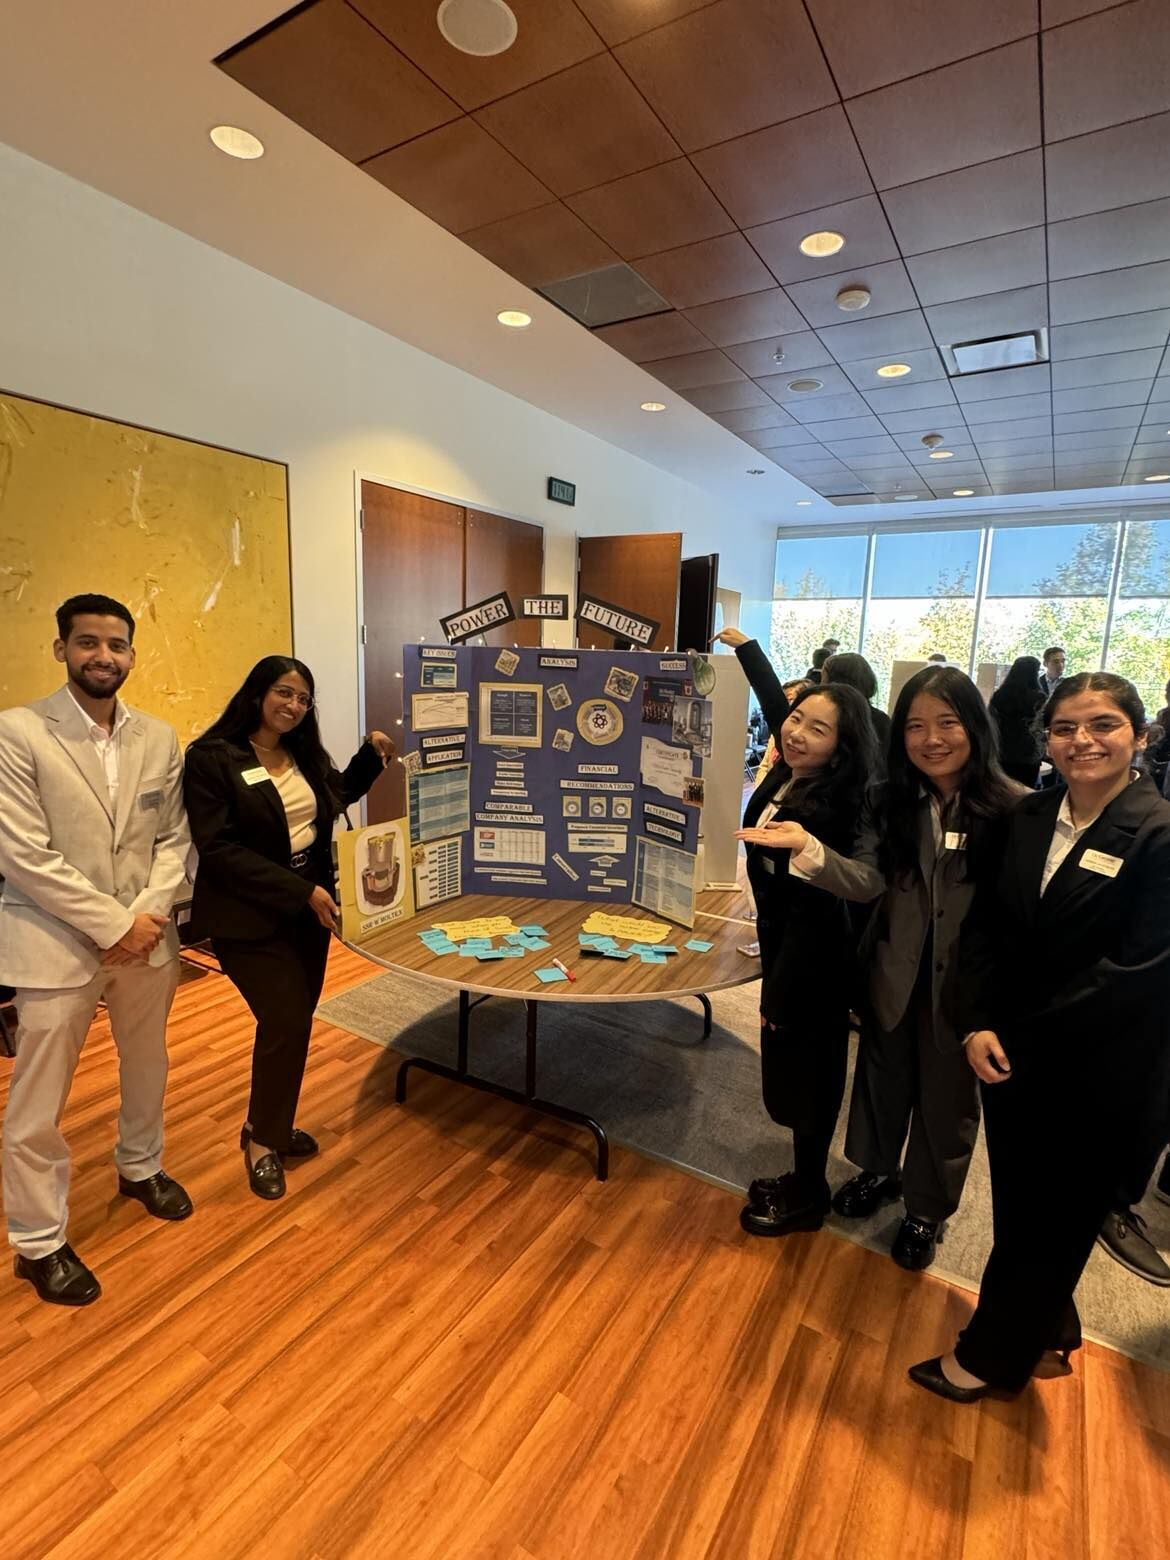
[
  {"x1": 975, "y1": 522, "x2": 1116, "y2": 678},
  {"x1": 1106, "y1": 518, "x2": 1170, "y2": 714},
  {"x1": 770, "y1": 533, "x2": 866, "y2": 685},
  {"x1": 862, "y1": 529, "x2": 980, "y2": 705}
]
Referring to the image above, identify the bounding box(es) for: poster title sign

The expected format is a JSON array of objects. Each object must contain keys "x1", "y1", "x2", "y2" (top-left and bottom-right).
[
  {"x1": 520, "y1": 594, "x2": 569, "y2": 620},
  {"x1": 440, "y1": 591, "x2": 515, "y2": 644},
  {"x1": 576, "y1": 594, "x2": 660, "y2": 647}
]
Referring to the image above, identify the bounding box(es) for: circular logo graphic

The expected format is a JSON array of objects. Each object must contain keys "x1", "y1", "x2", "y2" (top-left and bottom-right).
[{"x1": 576, "y1": 698, "x2": 624, "y2": 746}]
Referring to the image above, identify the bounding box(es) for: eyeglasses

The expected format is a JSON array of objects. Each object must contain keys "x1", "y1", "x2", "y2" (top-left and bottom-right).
[
  {"x1": 271, "y1": 685, "x2": 314, "y2": 709},
  {"x1": 1047, "y1": 718, "x2": 1128, "y2": 741}
]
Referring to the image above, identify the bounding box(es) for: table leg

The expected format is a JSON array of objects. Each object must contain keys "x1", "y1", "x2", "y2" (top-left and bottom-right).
[{"x1": 696, "y1": 993, "x2": 712, "y2": 1039}]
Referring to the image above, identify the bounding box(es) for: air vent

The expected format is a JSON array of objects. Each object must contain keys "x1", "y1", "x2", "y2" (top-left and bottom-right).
[
  {"x1": 542, "y1": 263, "x2": 670, "y2": 329},
  {"x1": 942, "y1": 330, "x2": 1048, "y2": 376}
]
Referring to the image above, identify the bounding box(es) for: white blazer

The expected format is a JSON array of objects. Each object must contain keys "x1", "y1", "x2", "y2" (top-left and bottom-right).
[{"x1": 0, "y1": 686, "x2": 190, "y2": 988}]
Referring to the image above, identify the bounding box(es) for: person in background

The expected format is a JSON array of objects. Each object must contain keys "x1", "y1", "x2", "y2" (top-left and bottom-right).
[
  {"x1": 0, "y1": 593, "x2": 192, "y2": 1307},
  {"x1": 1145, "y1": 677, "x2": 1170, "y2": 791},
  {"x1": 821, "y1": 638, "x2": 841, "y2": 656},
  {"x1": 1039, "y1": 647, "x2": 1066, "y2": 697},
  {"x1": 989, "y1": 655, "x2": 1046, "y2": 788},
  {"x1": 910, "y1": 672, "x2": 1170, "y2": 1401},
  {"x1": 927, "y1": 653, "x2": 948, "y2": 665},
  {"x1": 804, "y1": 646, "x2": 832, "y2": 684},
  {"x1": 823, "y1": 652, "x2": 891, "y2": 754},
  {"x1": 183, "y1": 657, "x2": 394, "y2": 1201}
]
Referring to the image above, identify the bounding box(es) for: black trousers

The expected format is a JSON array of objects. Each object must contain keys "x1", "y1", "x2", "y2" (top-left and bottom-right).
[
  {"x1": 759, "y1": 1014, "x2": 851, "y2": 1195},
  {"x1": 212, "y1": 909, "x2": 331, "y2": 1153},
  {"x1": 954, "y1": 1047, "x2": 1120, "y2": 1392}
]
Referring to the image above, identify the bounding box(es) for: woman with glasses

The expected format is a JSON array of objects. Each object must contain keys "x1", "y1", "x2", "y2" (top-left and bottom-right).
[
  {"x1": 184, "y1": 657, "x2": 394, "y2": 1199},
  {"x1": 910, "y1": 673, "x2": 1170, "y2": 1401}
]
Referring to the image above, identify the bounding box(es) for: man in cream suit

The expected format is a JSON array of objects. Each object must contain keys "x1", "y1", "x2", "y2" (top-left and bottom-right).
[{"x1": 0, "y1": 593, "x2": 193, "y2": 1306}]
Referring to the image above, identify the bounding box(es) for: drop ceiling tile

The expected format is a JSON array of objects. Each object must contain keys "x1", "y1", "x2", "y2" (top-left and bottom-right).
[
  {"x1": 805, "y1": 0, "x2": 1035, "y2": 97},
  {"x1": 845, "y1": 41, "x2": 1041, "y2": 190},
  {"x1": 1049, "y1": 260, "x2": 1170, "y2": 324},
  {"x1": 749, "y1": 427, "x2": 824, "y2": 449},
  {"x1": 982, "y1": 459, "x2": 1056, "y2": 474},
  {"x1": 763, "y1": 364, "x2": 860, "y2": 403},
  {"x1": 1054, "y1": 442, "x2": 1137, "y2": 461},
  {"x1": 691, "y1": 106, "x2": 872, "y2": 229},
  {"x1": 965, "y1": 415, "x2": 1054, "y2": 442},
  {"x1": 925, "y1": 286, "x2": 1049, "y2": 348},
  {"x1": 637, "y1": 234, "x2": 776, "y2": 309},
  {"x1": 684, "y1": 288, "x2": 808, "y2": 345},
  {"x1": 649, "y1": 349, "x2": 747, "y2": 389},
  {"x1": 797, "y1": 415, "x2": 888, "y2": 440},
  {"x1": 973, "y1": 435, "x2": 1054, "y2": 457},
  {"x1": 1046, "y1": 113, "x2": 1170, "y2": 225},
  {"x1": 1146, "y1": 399, "x2": 1170, "y2": 422},
  {"x1": 1051, "y1": 348, "x2": 1165, "y2": 392},
  {"x1": 1043, "y1": 0, "x2": 1170, "y2": 142},
  {"x1": 712, "y1": 405, "x2": 796, "y2": 432},
  {"x1": 746, "y1": 196, "x2": 898, "y2": 285},
  {"x1": 364, "y1": 119, "x2": 551, "y2": 234},
  {"x1": 991, "y1": 479, "x2": 1057, "y2": 492},
  {"x1": 1131, "y1": 439, "x2": 1170, "y2": 459},
  {"x1": 572, "y1": 0, "x2": 712, "y2": 47},
  {"x1": 1137, "y1": 420, "x2": 1170, "y2": 440},
  {"x1": 953, "y1": 364, "x2": 1052, "y2": 402},
  {"x1": 1051, "y1": 380, "x2": 1154, "y2": 413},
  {"x1": 614, "y1": 0, "x2": 836, "y2": 151},
  {"x1": 1049, "y1": 198, "x2": 1170, "y2": 283},
  {"x1": 816, "y1": 310, "x2": 936, "y2": 360},
  {"x1": 460, "y1": 203, "x2": 618, "y2": 285},
  {"x1": 819, "y1": 435, "x2": 901, "y2": 459},
  {"x1": 1048, "y1": 311, "x2": 1170, "y2": 360},
  {"x1": 567, "y1": 160, "x2": 734, "y2": 261},
  {"x1": 679, "y1": 380, "x2": 773, "y2": 412},
  {"x1": 594, "y1": 311, "x2": 712, "y2": 361},
  {"x1": 889, "y1": 426, "x2": 971, "y2": 450},
  {"x1": 474, "y1": 55, "x2": 678, "y2": 196},
  {"x1": 1043, "y1": 2, "x2": 1132, "y2": 27},
  {"x1": 218, "y1": 0, "x2": 460, "y2": 162},
  {"x1": 904, "y1": 229, "x2": 1047, "y2": 307},
  {"x1": 879, "y1": 403, "x2": 967, "y2": 432},
  {"x1": 1053, "y1": 407, "x2": 1144, "y2": 433},
  {"x1": 786, "y1": 391, "x2": 875, "y2": 423},
  {"x1": 1127, "y1": 455, "x2": 1170, "y2": 474},
  {"x1": 351, "y1": 0, "x2": 604, "y2": 111},
  {"x1": 863, "y1": 380, "x2": 959, "y2": 414},
  {"x1": 961, "y1": 392, "x2": 1055, "y2": 424},
  {"x1": 782, "y1": 458, "x2": 856, "y2": 478},
  {"x1": 726, "y1": 332, "x2": 833, "y2": 376},
  {"x1": 784, "y1": 260, "x2": 918, "y2": 328},
  {"x1": 840, "y1": 348, "x2": 949, "y2": 393},
  {"x1": 881, "y1": 151, "x2": 1045, "y2": 258}
]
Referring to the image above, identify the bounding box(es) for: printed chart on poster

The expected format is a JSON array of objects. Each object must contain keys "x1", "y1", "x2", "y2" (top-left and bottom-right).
[{"x1": 397, "y1": 644, "x2": 719, "y2": 925}]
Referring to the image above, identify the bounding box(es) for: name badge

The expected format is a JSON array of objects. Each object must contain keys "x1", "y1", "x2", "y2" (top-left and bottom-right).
[
  {"x1": 944, "y1": 831, "x2": 967, "y2": 851},
  {"x1": 1080, "y1": 848, "x2": 1123, "y2": 878},
  {"x1": 242, "y1": 766, "x2": 271, "y2": 786},
  {"x1": 138, "y1": 789, "x2": 163, "y2": 811}
]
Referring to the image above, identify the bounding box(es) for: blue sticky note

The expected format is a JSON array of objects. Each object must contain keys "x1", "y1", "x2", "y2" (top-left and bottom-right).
[
  {"x1": 497, "y1": 946, "x2": 525, "y2": 958},
  {"x1": 603, "y1": 948, "x2": 632, "y2": 960},
  {"x1": 685, "y1": 939, "x2": 714, "y2": 953},
  {"x1": 520, "y1": 925, "x2": 548, "y2": 936},
  {"x1": 462, "y1": 938, "x2": 493, "y2": 949},
  {"x1": 535, "y1": 966, "x2": 568, "y2": 984},
  {"x1": 522, "y1": 937, "x2": 550, "y2": 951},
  {"x1": 504, "y1": 933, "x2": 528, "y2": 945},
  {"x1": 475, "y1": 948, "x2": 506, "y2": 961},
  {"x1": 457, "y1": 944, "x2": 481, "y2": 956},
  {"x1": 639, "y1": 951, "x2": 668, "y2": 965},
  {"x1": 626, "y1": 944, "x2": 657, "y2": 955},
  {"x1": 419, "y1": 932, "x2": 448, "y2": 945},
  {"x1": 429, "y1": 943, "x2": 458, "y2": 956},
  {"x1": 655, "y1": 946, "x2": 678, "y2": 956}
]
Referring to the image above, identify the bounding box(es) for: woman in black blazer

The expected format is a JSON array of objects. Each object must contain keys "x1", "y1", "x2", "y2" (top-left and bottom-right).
[
  {"x1": 989, "y1": 655, "x2": 1045, "y2": 788},
  {"x1": 184, "y1": 656, "x2": 393, "y2": 1199},
  {"x1": 910, "y1": 673, "x2": 1170, "y2": 1401}
]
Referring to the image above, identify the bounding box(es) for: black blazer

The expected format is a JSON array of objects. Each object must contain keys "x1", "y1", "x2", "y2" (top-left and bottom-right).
[
  {"x1": 183, "y1": 737, "x2": 384, "y2": 940},
  {"x1": 959, "y1": 779, "x2": 1170, "y2": 1108}
]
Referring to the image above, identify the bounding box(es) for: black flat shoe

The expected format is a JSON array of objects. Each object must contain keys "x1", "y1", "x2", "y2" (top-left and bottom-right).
[
  {"x1": 244, "y1": 1146, "x2": 285, "y2": 1200},
  {"x1": 14, "y1": 1243, "x2": 101, "y2": 1306},
  {"x1": 831, "y1": 1171, "x2": 903, "y2": 1220},
  {"x1": 908, "y1": 1356, "x2": 1011, "y2": 1403},
  {"x1": 118, "y1": 1170, "x2": 194, "y2": 1221},
  {"x1": 283, "y1": 1128, "x2": 319, "y2": 1160},
  {"x1": 746, "y1": 1173, "x2": 790, "y2": 1207},
  {"x1": 892, "y1": 1216, "x2": 939, "y2": 1271},
  {"x1": 739, "y1": 1173, "x2": 829, "y2": 1238}
]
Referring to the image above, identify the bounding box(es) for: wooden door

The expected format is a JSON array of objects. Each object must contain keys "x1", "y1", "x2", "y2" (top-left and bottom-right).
[
  {"x1": 465, "y1": 508, "x2": 544, "y2": 647},
  {"x1": 576, "y1": 532, "x2": 682, "y2": 650}
]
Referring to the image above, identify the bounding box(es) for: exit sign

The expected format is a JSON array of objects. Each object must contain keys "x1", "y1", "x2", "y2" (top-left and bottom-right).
[{"x1": 547, "y1": 476, "x2": 576, "y2": 506}]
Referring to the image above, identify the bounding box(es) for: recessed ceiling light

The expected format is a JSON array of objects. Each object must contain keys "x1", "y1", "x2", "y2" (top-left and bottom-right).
[
  {"x1": 929, "y1": 450, "x2": 955, "y2": 460},
  {"x1": 496, "y1": 309, "x2": 531, "y2": 328},
  {"x1": 209, "y1": 125, "x2": 264, "y2": 160},
  {"x1": 786, "y1": 377, "x2": 823, "y2": 393},
  {"x1": 798, "y1": 230, "x2": 845, "y2": 258},
  {"x1": 835, "y1": 285, "x2": 871, "y2": 313},
  {"x1": 953, "y1": 489, "x2": 975, "y2": 497},
  {"x1": 796, "y1": 499, "x2": 813, "y2": 506},
  {"x1": 1144, "y1": 473, "x2": 1170, "y2": 482},
  {"x1": 894, "y1": 493, "x2": 920, "y2": 500},
  {"x1": 437, "y1": 0, "x2": 518, "y2": 56},
  {"x1": 876, "y1": 363, "x2": 911, "y2": 378},
  {"x1": 640, "y1": 401, "x2": 667, "y2": 413}
]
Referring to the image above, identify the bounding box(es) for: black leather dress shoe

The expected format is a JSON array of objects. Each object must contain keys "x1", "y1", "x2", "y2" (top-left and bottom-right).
[
  {"x1": 746, "y1": 1173, "x2": 789, "y2": 1207},
  {"x1": 832, "y1": 1170, "x2": 903, "y2": 1219},
  {"x1": 283, "y1": 1128, "x2": 319, "y2": 1160},
  {"x1": 14, "y1": 1243, "x2": 101, "y2": 1306},
  {"x1": 739, "y1": 1173, "x2": 829, "y2": 1237},
  {"x1": 908, "y1": 1356, "x2": 1005, "y2": 1404},
  {"x1": 118, "y1": 1171, "x2": 193, "y2": 1221},
  {"x1": 244, "y1": 1147, "x2": 285, "y2": 1200},
  {"x1": 892, "y1": 1216, "x2": 939, "y2": 1271}
]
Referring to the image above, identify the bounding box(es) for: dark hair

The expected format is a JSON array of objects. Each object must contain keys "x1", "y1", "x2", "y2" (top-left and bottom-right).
[
  {"x1": 772, "y1": 683, "x2": 879, "y2": 830},
  {"x1": 782, "y1": 677, "x2": 813, "y2": 698},
  {"x1": 822, "y1": 638, "x2": 840, "y2": 649},
  {"x1": 1042, "y1": 646, "x2": 1065, "y2": 662},
  {"x1": 192, "y1": 655, "x2": 341, "y2": 807},
  {"x1": 811, "y1": 646, "x2": 832, "y2": 670},
  {"x1": 823, "y1": 651, "x2": 877, "y2": 702},
  {"x1": 990, "y1": 655, "x2": 1045, "y2": 718},
  {"x1": 56, "y1": 593, "x2": 135, "y2": 643},
  {"x1": 883, "y1": 665, "x2": 1020, "y2": 882},
  {"x1": 1043, "y1": 672, "x2": 1145, "y2": 736}
]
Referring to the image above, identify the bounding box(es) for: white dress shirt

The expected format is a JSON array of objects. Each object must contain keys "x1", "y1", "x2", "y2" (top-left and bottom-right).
[{"x1": 65, "y1": 686, "x2": 130, "y2": 802}]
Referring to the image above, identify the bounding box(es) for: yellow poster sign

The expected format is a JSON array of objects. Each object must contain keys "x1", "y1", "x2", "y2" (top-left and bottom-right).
[{"x1": 336, "y1": 820, "x2": 414, "y2": 943}]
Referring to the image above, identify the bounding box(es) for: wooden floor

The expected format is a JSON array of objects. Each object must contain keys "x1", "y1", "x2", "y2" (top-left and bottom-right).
[{"x1": 1, "y1": 944, "x2": 1167, "y2": 1560}]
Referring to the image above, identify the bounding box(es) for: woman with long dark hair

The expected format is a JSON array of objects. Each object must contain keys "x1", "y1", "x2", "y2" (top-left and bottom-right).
[
  {"x1": 989, "y1": 655, "x2": 1045, "y2": 788},
  {"x1": 762, "y1": 666, "x2": 1022, "y2": 1270},
  {"x1": 911, "y1": 673, "x2": 1170, "y2": 1400},
  {"x1": 184, "y1": 656, "x2": 393, "y2": 1199}
]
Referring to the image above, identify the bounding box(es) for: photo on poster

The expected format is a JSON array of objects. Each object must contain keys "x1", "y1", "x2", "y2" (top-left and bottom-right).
[
  {"x1": 603, "y1": 665, "x2": 639, "y2": 703},
  {"x1": 641, "y1": 676, "x2": 689, "y2": 725},
  {"x1": 411, "y1": 691, "x2": 470, "y2": 731},
  {"x1": 576, "y1": 698, "x2": 623, "y2": 746},
  {"x1": 672, "y1": 694, "x2": 713, "y2": 758},
  {"x1": 552, "y1": 727, "x2": 575, "y2": 753},
  {"x1": 682, "y1": 774, "x2": 705, "y2": 808},
  {"x1": 494, "y1": 648, "x2": 520, "y2": 677},
  {"x1": 611, "y1": 796, "x2": 632, "y2": 820},
  {"x1": 479, "y1": 683, "x2": 543, "y2": 747},
  {"x1": 562, "y1": 795, "x2": 582, "y2": 818},
  {"x1": 420, "y1": 661, "x2": 457, "y2": 689},
  {"x1": 588, "y1": 795, "x2": 608, "y2": 819},
  {"x1": 546, "y1": 681, "x2": 571, "y2": 711}
]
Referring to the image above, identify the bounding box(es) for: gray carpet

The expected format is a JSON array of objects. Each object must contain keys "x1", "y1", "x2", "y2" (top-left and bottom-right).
[{"x1": 318, "y1": 970, "x2": 1170, "y2": 1372}]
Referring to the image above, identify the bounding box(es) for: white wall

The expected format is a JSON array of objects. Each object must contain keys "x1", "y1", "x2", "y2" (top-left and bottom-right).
[{"x1": 0, "y1": 143, "x2": 774, "y2": 756}]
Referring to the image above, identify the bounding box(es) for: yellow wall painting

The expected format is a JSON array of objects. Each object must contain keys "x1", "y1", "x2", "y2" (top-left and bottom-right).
[{"x1": 0, "y1": 392, "x2": 291, "y2": 740}]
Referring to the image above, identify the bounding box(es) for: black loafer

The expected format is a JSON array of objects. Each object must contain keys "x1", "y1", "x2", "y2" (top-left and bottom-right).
[
  {"x1": 831, "y1": 1171, "x2": 903, "y2": 1220},
  {"x1": 118, "y1": 1170, "x2": 193, "y2": 1221},
  {"x1": 739, "y1": 1173, "x2": 829, "y2": 1238},
  {"x1": 245, "y1": 1147, "x2": 285, "y2": 1200},
  {"x1": 14, "y1": 1243, "x2": 101, "y2": 1306},
  {"x1": 892, "y1": 1216, "x2": 939, "y2": 1271},
  {"x1": 908, "y1": 1356, "x2": 1004, "y2": 1404},
  {"x1": 746, "y1": 1173, "x2": 791, "y2": 1207},
  {"x1": 283, "y1": 1128, "x2": 319, "y2": 1160}
]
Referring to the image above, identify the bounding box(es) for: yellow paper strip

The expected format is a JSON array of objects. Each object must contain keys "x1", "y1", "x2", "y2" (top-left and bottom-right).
[
  {"x1": 432, "y1": 915, "x2": 520, "y2": 940},
  {"x1": 581, "y1": 911, "x2": 672, "y2": 944}
]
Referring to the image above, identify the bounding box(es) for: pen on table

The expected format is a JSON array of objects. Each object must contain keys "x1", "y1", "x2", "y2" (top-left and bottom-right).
[{"x1": 551, "y1": 957, "x2": 576, "y2": 983}]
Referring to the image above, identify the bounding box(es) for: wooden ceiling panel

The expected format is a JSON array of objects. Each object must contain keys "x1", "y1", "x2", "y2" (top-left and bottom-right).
[
  {"x1": 637, "y1": 233, "x2": 775, "y2": 309},
  {"x1": 459, "y1": 202, "x2": 618, "y2": 286},
  {"x1": 725, "y1": 332, "x2": 834, "y2": 376},
  {"x1": 364, "y1": 119, "x2": 551, "y2": 234},
  {"x1": 593, "y1": 311, "x2": 711, "y2": 361},
  {"x1": 650, "y1": 349, "x2": 747, "y2": 390},
  {"x1": 784, "y1": 259, "x2": 919, "y2": 328},
  {"x1": 217, "y1": 0, "x2": 459, "y2": 162},
  {"x1": 678, "y1": 380, "x2": 775, "y2": 412},
  {"x1": 350, "y1": 0, "x2": 605, "y2": 111},
  {"x1": 566, "y1": 160, "x2": 734, "y2": 260},
  {"x1": 614, "y1": 0, "x2": 837, "y2": 152},
  {"x1": 747, "y1": 195, "x2": 899, "y2": 286},
  {"x1": 1042, "y1": 0, "x2": 1170, "y2": 141},
  {"x1": 474, "y1": 55, "x2": 679, "y2": 196},
  {"x1": 572, "y1": 0, "x2": 715, "y2": 47},
  {"x1": 683, "y1": 288, "x2": 808, "y2": 345},
  {"x1": 691, "y1": 106, "x2": 871, "y2": 229},
  {"x1": 881, "y1": 151, "x2": 1045, "y2": 256}
]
